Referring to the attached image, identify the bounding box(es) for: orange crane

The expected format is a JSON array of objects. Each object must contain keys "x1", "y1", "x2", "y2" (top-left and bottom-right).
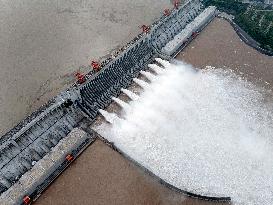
[
  {"x1": 23, "y1": 196, "x2": 31, "y2": 205},
  {"x1": 75, "y1": 71, "x2": 86, "y2": 84},
  {"x1": 91, "y1": 60, "x2": 101, "y2": 72},
  {"x1": 141, "y1": 25, "x2": 150, "y2": 33},
  {"x1": 164, "y1": 9, "x2": 171, "y2": 16}
]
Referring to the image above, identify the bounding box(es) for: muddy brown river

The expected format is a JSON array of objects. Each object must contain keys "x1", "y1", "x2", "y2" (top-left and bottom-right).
[
  {"x1": 2, "y1": 3, "x2": 272, "y2": 203},
  {"x1": 0, "y1": 0, "x2": 170, "y2": 136}
]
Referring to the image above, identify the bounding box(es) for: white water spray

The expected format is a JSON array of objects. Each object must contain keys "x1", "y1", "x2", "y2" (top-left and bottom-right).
[
  {"x1": 140, "y1": 70, "x2": 156, "y2": 81},
  {"x1": 112, "y1": 97, "x2": 130, "y2": 110},
  {"x1": 97, "y1": 60, "x2": 273, "y2": 205},
  {"x1": 133, "y1": 78, "x2": 149, "y2": 88},
  {"x1": 155, "y1": 57, "x2": 171, "y2": 68},
  {"x1": 98, "y1": 109, "x2": 120, "y2": 124},
  {"x1": 148, "y1": 64, "x2": 165, "y2": 74},
  {"x1": 121, "y1": 88, "x2": 139, "y2": 101}
]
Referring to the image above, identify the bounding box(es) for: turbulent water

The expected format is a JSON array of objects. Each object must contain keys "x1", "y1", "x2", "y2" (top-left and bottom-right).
[{"x1": 96, "y1": 60, "x2": 273, "y2": 205}]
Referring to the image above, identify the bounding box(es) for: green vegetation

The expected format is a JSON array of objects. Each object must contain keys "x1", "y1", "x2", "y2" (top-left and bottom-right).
[
  {"x1": 203, "y1": 0, "x2": 247, "y2": 15},
  {"x1": 203, "y1": 0, "x2": 273, "y2": 51}
]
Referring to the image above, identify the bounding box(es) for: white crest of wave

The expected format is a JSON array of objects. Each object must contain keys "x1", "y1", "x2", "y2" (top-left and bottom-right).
[{"x1": 96, "y1": 61, "x2": 273, "y2": 205}]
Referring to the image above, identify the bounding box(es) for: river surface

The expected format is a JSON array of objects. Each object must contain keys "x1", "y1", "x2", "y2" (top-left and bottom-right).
[{"x1": 0, "y1": 0, "x2": 170, "y2": 136}]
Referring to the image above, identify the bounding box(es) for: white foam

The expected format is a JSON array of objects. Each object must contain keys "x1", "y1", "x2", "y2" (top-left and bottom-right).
[
  {"x1": 140, "y1": 70, "x2": 156, "y2": 81},
  {"x1": 98, "y1": 109, "x2": 120, "y2": 124},
  {"x1": 133, "y1": 78, "x2": 150, "y2": 88},
  {"x1": 96, "y1": 61, "x2": 273, "y2": 205},
  {"x1": 148, "y1": 64, "x2": 165, "y2": 74},
  {"x1": 155, "y1": 58, "x2": 171, "y2": 68},
  {"x1": 121, "y1": 88, "x2": 139, "y2": 101},
  {"x1": 112, "y1": 97, "x2": 130, "y2": 110}
]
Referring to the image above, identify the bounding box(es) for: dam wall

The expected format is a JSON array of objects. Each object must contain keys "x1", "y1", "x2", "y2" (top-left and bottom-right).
[
  {"x1": 0, "y1": 128, "x2": 94, "y2": 205},
  {"x1": 150, "y1": 0, "x2": 203, "y2": 51},
  {"x1": 162, "y1": 6, "x2": 217, "y2": 56},
  {"x1": 0, "y1": 102, "x2": 84, "y2": 194},
  {"x1": 79, "y1": 37, "x2": 154, "y2": 119},
  {"x1": 0, "y1": 0, "x2": 225, "y2": 203},
  {"x1": 78, "y1": 0, "x2": 204, "y2": 118}
]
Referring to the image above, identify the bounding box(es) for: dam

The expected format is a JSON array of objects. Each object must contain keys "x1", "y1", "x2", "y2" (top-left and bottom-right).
[{"x1": 1, "y1": 0, "x2": 270, "y2": 204}]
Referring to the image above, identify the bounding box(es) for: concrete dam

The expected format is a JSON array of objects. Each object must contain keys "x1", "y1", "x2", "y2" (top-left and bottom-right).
[{"x1": 0, "y1": 1, "x2": 228, "y2": 204}]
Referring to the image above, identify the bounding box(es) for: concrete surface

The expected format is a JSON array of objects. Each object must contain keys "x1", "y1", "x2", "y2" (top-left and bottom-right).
[
  {"x1": 0, "y1": 0, "x2": 171, "y2": 136},
  {"x1": 0, "y1": 128, "x2": 90, "y2": 205}
]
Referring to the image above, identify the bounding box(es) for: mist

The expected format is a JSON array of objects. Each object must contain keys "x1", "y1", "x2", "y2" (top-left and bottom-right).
[{"x1": 96, "y1": 59, "x2": 273, "y2": 205}]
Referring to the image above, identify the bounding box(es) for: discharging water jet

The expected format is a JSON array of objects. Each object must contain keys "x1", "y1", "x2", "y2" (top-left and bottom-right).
[
  {"x1": 121, "y1": 88, "x2": 139, "y2": 101},
  {"x1": 98, "y1": 109, "x2": 120, "y2": 124},
  {"x1": 140, "y1": 70, "x2": 156, "y2": 81},
  {"x1": 148, "y1": 64, "x2": 165, "y2": 74},
  {"x1": 112, "y1": 97, "x2": 130, "y2": 110},
  {"x1": 155, "y1": 58, "x2": 171, "y2": 68},
  {"x1": 133, "y1": 78, "x2": 149, "y2": 88},
  {"x1": 97, "y1": 61, "x2": 273, "y2": 205}
]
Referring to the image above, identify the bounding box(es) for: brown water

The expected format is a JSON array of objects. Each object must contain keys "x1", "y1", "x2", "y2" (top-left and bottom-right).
[
  {"x1": 8, "y1": 11, "x2": 273, "y2": 205},
  {"x1": 0, "y1": 0, "x2": 171, "y2": 136},
  {"x1": 34, "y1": 140, "x2": 228, "y2": 205},
  {"x1": 176, "y1": 18, "x2": 273, "y2": 88}
]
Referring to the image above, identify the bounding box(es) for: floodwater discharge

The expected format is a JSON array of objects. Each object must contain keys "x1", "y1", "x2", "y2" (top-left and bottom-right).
[
  {"x1": 140, "y1": 70, "x2": 156, "y2": 81},
  {"x1": 133, "y1": 78, "x2": 150, "y2": 88},
  {"x1": 121, "y1": 88, "x2": 139, "y2": 101},
  {"x1": 96, "y1": 59, "x2": 273, "y2": 205},
  {"x1": 112, "y1": 97, "x2": 130, "y2": 110}
]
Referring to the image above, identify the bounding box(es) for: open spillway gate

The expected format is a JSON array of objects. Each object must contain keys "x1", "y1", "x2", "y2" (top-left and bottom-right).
[{"x1": 0, "y1": 1, "x2": 230, "y2": 204}]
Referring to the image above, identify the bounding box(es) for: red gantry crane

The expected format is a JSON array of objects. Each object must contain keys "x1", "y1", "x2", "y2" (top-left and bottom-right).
[
  {"x1": 164, "y1": 9, "x2": 171, "y2": 16},
  {"x1": 75, "y1": 71, "x2": 86, "y2": 84},
  {"x1": 91, "y1": 60, "x2": 101, "y2": 72},
  {"x1": 141, "y1": 25, "x2": 150, "y2": 33}
]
